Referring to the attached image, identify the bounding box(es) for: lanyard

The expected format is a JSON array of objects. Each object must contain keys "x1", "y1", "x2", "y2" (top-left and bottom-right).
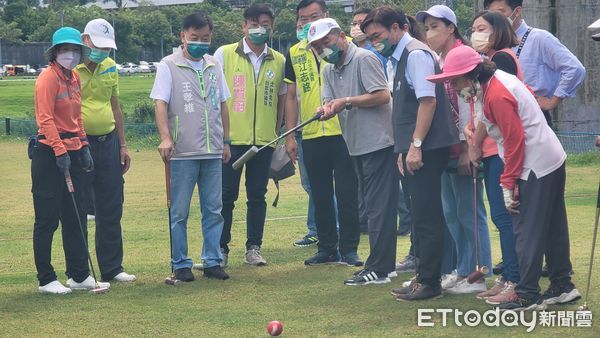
[{"x1": 516, "y1": 27, "x2": 533, "y2": 59}]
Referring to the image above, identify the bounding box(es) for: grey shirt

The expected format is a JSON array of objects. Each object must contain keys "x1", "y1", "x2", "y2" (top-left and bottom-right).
[{"x1": 322, "y1": 43, "x2": 394, "y2": 156}]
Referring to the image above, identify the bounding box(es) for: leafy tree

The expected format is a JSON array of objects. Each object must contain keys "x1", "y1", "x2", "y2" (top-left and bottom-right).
[
  {"x1": 0, "y1": 16, "x2": 23, "y2": 43},
  {"x1": 102, "y1": 0, "x2": 138, "y2": 9}
]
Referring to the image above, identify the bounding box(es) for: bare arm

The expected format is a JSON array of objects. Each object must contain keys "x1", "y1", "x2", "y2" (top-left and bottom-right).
[
  {"x1": 412, "y1": 97, "x2": 436, "y2": 142},
  {"x1": 221, "y1": 101, "x2": 231, "y2": 164},
  {"x1": 276, "y1": 93, "x2": 285, "y2": 134},
  {"x1": 284, "y1": 83, "x2": 299, "y2": 163}
]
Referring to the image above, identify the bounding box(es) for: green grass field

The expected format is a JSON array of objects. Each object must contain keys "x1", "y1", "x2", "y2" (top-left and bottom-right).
[
  {"x1": 0, "y1": 136, "x2": 598, "y2": 336},
  {"x1": 0, "y1": 75, "x2": 155, "y2": 120}
]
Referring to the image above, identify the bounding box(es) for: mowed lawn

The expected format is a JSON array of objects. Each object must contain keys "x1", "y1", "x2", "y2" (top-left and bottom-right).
[
  {"x1": 0, "y1": 75, "x2": 155, "y2": 120},
  {"x1": 0, "y1": 137, "x2": 598, "y2": 337}
]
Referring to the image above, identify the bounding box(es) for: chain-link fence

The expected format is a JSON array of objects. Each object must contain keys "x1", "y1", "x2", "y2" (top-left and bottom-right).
[{"x1": 4, "y1": 117, "x2": 597, "y2": 154}]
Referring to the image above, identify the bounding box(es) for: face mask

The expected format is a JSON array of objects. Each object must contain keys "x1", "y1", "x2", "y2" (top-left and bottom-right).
[
  {"x1": 350, "y1": 25, "x2": 367, "y2": 42},
  {"x1": 426, "y1": 29, "x2": 445, "y2": 52},
  {"x1": 470, "y1": 31, "x2": 491, "y2": 52},
  {"x1": 297, "y1": 22, "x2": 312, "y2": 41},
  {"x1": 186, "y1": 41, "x2": 210, "y2": 59},
  {"x1": 458, "y1": 81, "x2": 482, "y2": 103},
  {"x1": 56, "y1": 50, "x2": 81, "y2": 70},
  {"x1": 319, "y1": 41, "x2": 342, "y2": 64},
  {"x1": 507, "y1": 8, "x2": 517, "y2": 26},
  {"x1": 248, "y1": 27, "x2": 270, "y2": 45},
  {"x1": 373, "y1": 38, "x2": 397, "y2": 58},
  {"x1": 88, "y1": 47, "x2": 110, "y2": 63}
]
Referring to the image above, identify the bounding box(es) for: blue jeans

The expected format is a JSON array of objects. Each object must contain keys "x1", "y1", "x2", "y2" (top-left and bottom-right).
[
  {"x1": 483, "y1": 155, "x2": 519, "y2": 283},
  {"x1": 441, "y1": 170, "x2": 492, "y2": 277},
  {"x1": 296, "y1": 132, "x2": 338, "y2": 236},
  {"x1": 170, "y1": 159, "x2": 224, "y2": 270}
]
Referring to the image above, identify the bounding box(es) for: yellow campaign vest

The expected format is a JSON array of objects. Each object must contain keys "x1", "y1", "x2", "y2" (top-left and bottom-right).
[
  {"x1": 286, "y1": 40, "x2": 342, "y2": 140},
  {"x1": 221, "y1": 41, "x2": 285, "y2": 146}
]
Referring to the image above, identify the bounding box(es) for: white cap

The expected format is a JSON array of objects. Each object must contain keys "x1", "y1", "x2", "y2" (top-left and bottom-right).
[
  {"x1": 416, "y1": 5, "x2": 457, "y2": 27},
  {"x1": 83, "y1": 18, "x2": 117, "y2": 50},
  {"x1": 306, "y1": 18, "x2": 340, "y2": 47}
]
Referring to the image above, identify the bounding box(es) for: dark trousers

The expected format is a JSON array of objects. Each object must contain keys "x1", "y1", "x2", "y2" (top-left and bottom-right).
[
  {"x1": 514, "y1": 163, "x2": 573, "y2": 299},
  {"x1": 353, "y1": 146, "x2": 398, "y2": 274},
  {"x1": 302, "y1": 135, "x2": 360, "y2": 255},
  {"x1": 32, "y1": 143, "x2": 89, "y2": 286},
  {"x1": 87, "y1": 130, "x2": 125, "y2": 280},
  {"x1": 401, "y1": 147, "x2": 449, "y2": 286},
  {"x1": 221, "y1": 145, "x2": 274, "y2": 253}
]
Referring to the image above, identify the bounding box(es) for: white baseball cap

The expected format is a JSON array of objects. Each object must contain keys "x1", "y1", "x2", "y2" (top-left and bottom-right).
[
  {"x1": 83, "y1": 18, "x2": 117, "y2": 50},
  {"x1": 416, "y1": 5, "x2": 457, "y2": 27},
  {"x1": 306, "y1": 18, "x2": 340, "y2": 48}
]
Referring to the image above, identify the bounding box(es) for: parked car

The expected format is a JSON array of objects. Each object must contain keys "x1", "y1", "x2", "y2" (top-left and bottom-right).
[
  {"x1": 138, "y1": 65, "x2": 151, "y2": 73},
  {"x1": 120, "y1": 64, "x2": 139, "y2": 75}
]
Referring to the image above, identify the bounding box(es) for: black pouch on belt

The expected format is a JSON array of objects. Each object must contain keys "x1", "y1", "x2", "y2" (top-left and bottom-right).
[{"x1": 27, "y1": 135, "x2": 38, "y2": 160}]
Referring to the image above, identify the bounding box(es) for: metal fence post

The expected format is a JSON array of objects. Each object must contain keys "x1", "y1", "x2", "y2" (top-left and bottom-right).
[{"x1": 5, "y1": 118, "x2": 10, "y2": 135}]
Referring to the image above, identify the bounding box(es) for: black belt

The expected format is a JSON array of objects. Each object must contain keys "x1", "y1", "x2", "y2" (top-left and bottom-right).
[
  {"x1": 37, "y1": 132, "x2": 77, "y2": 140},
  {"x1": 88, "y1": 130, "x2": 115, "y2": 142}
]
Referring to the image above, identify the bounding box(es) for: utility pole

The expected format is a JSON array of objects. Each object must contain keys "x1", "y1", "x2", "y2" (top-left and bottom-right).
[
  {"x1": 60, "y1": 10, "x2": 64, "y2": 27},
  {"x1": 112, "y1": 15, "x2": 117, "y2": 61}
]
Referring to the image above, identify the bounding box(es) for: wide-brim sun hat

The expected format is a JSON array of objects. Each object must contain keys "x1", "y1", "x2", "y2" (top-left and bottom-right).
[
  {"x1": 306, "y1": 18, "x2": 340, "y2": 49},
  {"x1": 45, "y1": 27, "x2": 89, "y2": 57},
  {"x1": 416, "y1": 5, "x2": 457, "y2": 26},
  {"x1": 427, "y1": 45, "x2": 483, "y2": 83}
]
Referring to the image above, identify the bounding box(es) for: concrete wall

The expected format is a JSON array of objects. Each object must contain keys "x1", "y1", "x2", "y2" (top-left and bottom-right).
[
  {"x1": 478, "y1": 0, "x2": 600, "y2": 132},
  {"x1": 1, "y1": 43, "x2": 52, "y2": 67}
]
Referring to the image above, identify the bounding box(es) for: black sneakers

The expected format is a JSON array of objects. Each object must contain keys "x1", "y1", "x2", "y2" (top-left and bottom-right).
[
  {"x1": 496, "y1": 294, "x2": 547, "y2": 311},
  {"x1": 344, "y1": 270, "x2": 391, "y2": 286},
  {"x1": 304, "y1": 251, "x2": 341, "y2": 265},
  {"x1": 542, "y1": 282, "x2": 581, "y2": 305},
  {"x1": 293, "y1": 235, "x2": 318, "y2": 248},
  {"x1": 174, "y1": 268, "x2": 195, "y2": 282},
  {"x1": 341, "y1": 252, "x2": 364, "y2": 267},
  {"x1": 395, "y1": 255, "x2": 416, "y2": 272},
  {"x1": 395, "y1": 283, "x2": 442, "y2": 301},
  {"x1": 203, "y1": 266, "x2": 230, "y2": 280},
  {"x1": 493, "y1": 260, "x2": 504, "y2": 275}
]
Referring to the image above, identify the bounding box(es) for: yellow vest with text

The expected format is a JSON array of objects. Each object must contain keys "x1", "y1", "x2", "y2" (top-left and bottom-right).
[
  {"x1": 221, "y1": 41, "x2": 285, "y2": 146},
  {"x1": 286, "y1": 39, "x2": 342, "y2": 140}
]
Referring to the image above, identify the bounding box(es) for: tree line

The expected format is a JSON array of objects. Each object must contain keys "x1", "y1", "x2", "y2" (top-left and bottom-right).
[{"x1": 0, "y1": 0, "x2": 475, "y2": 63}]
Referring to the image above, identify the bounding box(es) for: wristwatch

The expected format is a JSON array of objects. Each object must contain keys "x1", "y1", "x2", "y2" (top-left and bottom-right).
[
  {"x1": 412, "y1": 138, "x2": 422, "y2": 149},
  {"x1": 345, "y1": 97, "x2": 353, "y2": 111}
]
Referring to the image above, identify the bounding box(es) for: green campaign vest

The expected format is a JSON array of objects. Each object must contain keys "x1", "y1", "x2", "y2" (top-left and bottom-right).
[{"x1": 221, "y1": 41, "x2": 285, "y2": 146}]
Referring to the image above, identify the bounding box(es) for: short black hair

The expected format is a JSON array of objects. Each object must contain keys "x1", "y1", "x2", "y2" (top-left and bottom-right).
[
  {"x1": 296, "y1": 0, "x2": 327, "y2": 13},
  {"x1": 360, "y1": 6, "x2": 407, "y2": 33},
  {"x1": 483, "y1": 0, "x2": 523, "y2": 10},
  {"x1": 352, "y1": 7, "x2": 371, "y2": 17},
  {"x1": 183, "y1": 11, "x2": 213, "y2": 31},
  {"x1": 466, "y1": 60, "x2": 497, "y2": 83},
  {"x1": 473, "y1": 11, "x2": 518, "y2": 50},
  {"x1": 244, "y1": 3, "x2": 275, "y2": 21}
]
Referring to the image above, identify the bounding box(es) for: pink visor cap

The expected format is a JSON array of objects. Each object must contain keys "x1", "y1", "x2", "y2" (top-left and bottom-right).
[{"x1": 427, "y1": 45, "x2": 483, "y2": 83}]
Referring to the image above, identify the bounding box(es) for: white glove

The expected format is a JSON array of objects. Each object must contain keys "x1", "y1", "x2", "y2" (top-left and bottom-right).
[{"x1": 502, "y1": 186, "x2": 520, "y2": 214}]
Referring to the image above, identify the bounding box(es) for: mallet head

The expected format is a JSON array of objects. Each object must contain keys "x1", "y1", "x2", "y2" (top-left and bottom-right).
[
  {"x1": 89, "y1": 286, "x2": 110, "y2": 294},
  {"x1": 165, "y1": 276, "x2": 182, "y2": 286},
  {"x1": 467, "y1": 266, "x2": 489, "y2": 284},
  {"x1": 232, "y1": 146, "x2": 259, "y2": 170}
]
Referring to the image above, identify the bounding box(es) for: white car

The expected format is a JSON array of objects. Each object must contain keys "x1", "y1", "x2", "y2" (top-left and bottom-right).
[{"x1": 138, "y1": 65, "x2": 151, "y2": 73}]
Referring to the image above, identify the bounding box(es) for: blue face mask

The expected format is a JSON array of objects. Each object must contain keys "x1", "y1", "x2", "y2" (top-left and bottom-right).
[
  {"x1": 88, "y1": 47, "x2": 110, "y2": 63},
  {"x1": 186, "y1": 41, "x2": 210, "y2": 59}
]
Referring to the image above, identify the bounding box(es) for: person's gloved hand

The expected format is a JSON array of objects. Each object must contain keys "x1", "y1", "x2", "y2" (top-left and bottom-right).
[
  {"x1": 502, "y1": 186, "x2": 520, "y2": 215},
  {"x1": 56, "y1": 153, "x2": 71, "y2": 174},
  {"x1": 79, "y1": 146, "x2": 94, "y2": 172}
]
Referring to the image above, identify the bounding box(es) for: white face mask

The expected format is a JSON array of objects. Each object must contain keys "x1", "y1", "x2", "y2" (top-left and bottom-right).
[
  {"x1": 458, "y1": 81, "x2": 482, "y2": 103},
  {"x1": 507, "y1": 8, "x2": 518, "y2": 26},
  {"x1": 350, "y1": 25, "x2": 367, "y2": 42},
  {"x1": 471, "y1": 31, "x2": 491, "y2": 52},
  {"x1": 56, "y1": 50, "x2": 81, "y2": 70}
]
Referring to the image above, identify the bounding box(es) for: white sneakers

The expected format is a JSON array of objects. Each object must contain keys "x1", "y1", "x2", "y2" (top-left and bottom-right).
[
  {"x1": 112, "y1": 272, "x2": 136, "y2": 282},
  {"x1": 446, "y1": 278, "x2": 487, "y2": 294},
  {"x1": 441, "y1": 271, "x2": 459, "y2": 289},
  {"x1": 66, "y1": 276, "x2": 110, "y2": 291},
  {"x1": 38, "y1": 280, "x2": 72, "y2": 294}
]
